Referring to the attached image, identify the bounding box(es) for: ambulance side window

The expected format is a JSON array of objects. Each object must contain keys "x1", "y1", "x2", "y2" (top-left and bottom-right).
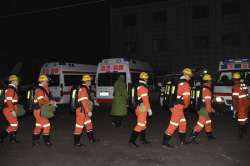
[
  {"x1": 64, "y1": 75, "x2": 82, "y2": 86},
  {"x1": 245, "y1": 72, "x2": 250, "y2": 86}
]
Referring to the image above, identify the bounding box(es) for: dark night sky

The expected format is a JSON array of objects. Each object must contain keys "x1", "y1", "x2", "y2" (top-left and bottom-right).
[
  {"x1": 0, "y1": 0, "x2": 169, "y2": 83},
  {"x1": 1, "y1": 0, "x2": 108, "y2": 83}
]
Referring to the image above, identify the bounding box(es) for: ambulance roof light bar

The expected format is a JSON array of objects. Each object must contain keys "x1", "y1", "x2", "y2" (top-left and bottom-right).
[
  {"x1": 102, "y1": 58, "x2": 125, "y2": 64},
  {"x1": 223, "y1": 59, "x2": 250, "y2": 63}
]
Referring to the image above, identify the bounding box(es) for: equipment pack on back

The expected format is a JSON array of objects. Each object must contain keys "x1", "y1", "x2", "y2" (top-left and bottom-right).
[
  {"x1": 0, "y1": 87, "x2": 5, "y2": 110},
  {"x1": 26, "y1": 86, "x2": 52, "y2": 112},
  {"x1": 0, "y1": 86, "x2": 18, "y2": 111},
  {"x1": 190, "y1": 83, "x2": 203, "y2": 111},
  {"x1": 162, "y1": 79, "x2": 180, "y2": 109},
  {"x1": 130, "y1": 83, "x2": 150, "y2": 110},
  {"x1": 69, "y1": 85, "x2": 92, "y2": 113},
  {"x1": 69, "y1": 86, "x2": 80, "y2": 112}
]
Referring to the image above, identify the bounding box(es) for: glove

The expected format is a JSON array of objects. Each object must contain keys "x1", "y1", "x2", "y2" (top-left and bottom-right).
[
  {"x1": 12, "y1": 111, "x2": 17, "y2": 118},
  {"x1": 88, "y1": 111, "x2": 92, "y2": 117},
  {"x1": 50, "y1": 100, "x2": 57, "y2": 107},
  {"x1": 148, "y1": 109, "x2": 153, "y2": 117}
]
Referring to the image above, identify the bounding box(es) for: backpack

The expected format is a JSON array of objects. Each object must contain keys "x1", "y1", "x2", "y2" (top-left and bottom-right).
[
  {"x1": 0, "y1": 88, "x2": 5, "y2": 110},
  {"x1": 190, "y1": 84, "x2": 202, "y2": 111},
  {"x1": 164, "y1": 79, "x2": 188, "y2": 109},
  {"x1": 69, "y1": 85, "x2": 90, "y2": 113},
  {"x1": 25, "y1": 86, "x2": 51, "y2": 112},
  {"x1": 166, "y1": 81, "x2": 178, "y2": 108},
  {"x1": 69, "y1": 85, "x2": 80, "y2": 112},
  {"x1": 129, "y1": 84, "x2": 138, "y2": 110},
  {"x1": 0, "y1": 86, "x2": 18, "y2": 111},
  {"x1": 190, "y1": 85, "x2": 212, "y2": 111},
  {"x1": 129, "y1": 83, "x2": 150, "y2": 111}
]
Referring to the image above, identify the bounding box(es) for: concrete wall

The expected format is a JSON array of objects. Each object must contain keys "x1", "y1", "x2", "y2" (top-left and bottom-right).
[{"x1": 110, "y1": 0, "x2": 250, "y2": 74}]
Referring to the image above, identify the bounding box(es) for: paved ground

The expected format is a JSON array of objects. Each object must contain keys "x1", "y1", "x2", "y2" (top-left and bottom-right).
[{"x1": 0, "y1": 104, "x2": 249, "y2": 166}]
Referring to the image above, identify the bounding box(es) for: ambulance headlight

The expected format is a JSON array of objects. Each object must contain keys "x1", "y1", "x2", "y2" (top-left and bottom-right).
[{"x1": 215, "y1": 97, "x2": 223, "y2": 103}]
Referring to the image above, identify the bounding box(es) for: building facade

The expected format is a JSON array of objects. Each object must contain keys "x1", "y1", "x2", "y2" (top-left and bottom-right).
[{"x1": 110, "y1": 0, "x2": 250, "y2": 74}]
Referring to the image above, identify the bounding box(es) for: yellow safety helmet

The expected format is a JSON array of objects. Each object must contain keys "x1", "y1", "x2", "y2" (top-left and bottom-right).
[
  {"x1": 8, "y1": 74, "x2": 19, "y2": 82},
  {"x1": 82, "y1": 74, "x2": 92, "y2": 82},
  {"x1": 232, "y1": 72, "x2": 241, "y2": 79},
  {"x1": 182, "y1": 68, "x2": 193, "y2": 77},
  {"x1": 203, "y1": 74, "x2": 212, "y2": 81},
  {"x1": 38, "y1": 74, "x2": 49, "y2": 82},
  {"x1": 139, "y1": 72, "x2": 149, "y2": 80}
]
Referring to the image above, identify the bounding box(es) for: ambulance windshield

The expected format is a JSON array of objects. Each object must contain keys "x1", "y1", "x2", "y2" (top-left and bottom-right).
[
  {"x1": 48, "y1": 75, "x2": 60, "y2": 87},
  {"x1": 216, "y1": 71, "x2": 250, "y2": 86},
  {"x1": 98, "y1": 73, "x2": 126, "y2": 86},
  {"x1": 216, "y1": 72, "x2": 233, "y2": 86}
]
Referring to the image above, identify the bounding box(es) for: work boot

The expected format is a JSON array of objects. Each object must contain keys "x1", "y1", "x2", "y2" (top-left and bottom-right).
[
  {"x1": 43, "y1": 135, "x2": 52, "y2": 146},
  {"x1": 129, "y1": 131, "x2": 140, "y2": 148},
  {"x1": 206, "y1": 132, "x2": 216, "y2": 140},
  {"x1": 0, "y1": 130, "x2": 9, "y2": 144},
  {"x1": 238, "y1": 125, "x2": 244, "y2": 139},
  {"x1": 162, "y1": 134, "x2": 174, "y2": 148},
  {"x1": 140, "y1": 130, "x2": 151, "y2": 144},
  {"x1": 87, "y1": 131, "x2": 100, "y2": 144},
  {"x1": 179, "y1": 132, "x2": 189, "y2": 145},
  {"x1": 32, "y1": 134, "x2": 40, "y2": 146},
  {"x1": 188, "y1": 130, "x2": 200, "y2": 144},
  {"x1": 9, "y1": 131, "x2": 20, "y2": 144},
  {"x1": 74, "y1": 134, "x2": 83, "y2": 147}
]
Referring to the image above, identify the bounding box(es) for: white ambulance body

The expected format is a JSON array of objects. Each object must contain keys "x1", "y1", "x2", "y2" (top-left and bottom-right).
[
  {"x1": 213, "y1": 59, "x2": 250, "y2": 110},
  {"x1": 95, "y1": 58, "x2": 154, "y2": 104},
  {"x1": 40, "y1": 62, "x2": 97, "y2": 104}
]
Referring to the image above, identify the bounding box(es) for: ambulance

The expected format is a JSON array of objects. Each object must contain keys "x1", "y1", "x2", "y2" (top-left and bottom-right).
[
  {"x1": 213, "y1": 59, "x2": 250, "y2": 111},
  {"x1": 40, "y1": 62, "x2": 97, "y2": 104},
  {"x1": 95, "y1": 58, "x2": 154, "y2": 105}
]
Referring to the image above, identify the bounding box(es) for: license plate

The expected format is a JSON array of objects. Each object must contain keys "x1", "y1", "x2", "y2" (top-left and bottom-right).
[{"x1": 100, "y1": 92, "x2": 109, "y2": 97}]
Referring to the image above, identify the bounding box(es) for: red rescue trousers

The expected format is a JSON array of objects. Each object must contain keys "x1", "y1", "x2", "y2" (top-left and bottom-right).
[
  {"x1": 134, "y1": 107, "x2": 148, "y2": 132},
  {"x1": 74, "y1": 108, "x2": 93, "y2": 135},
  {"x1": 33, "y1": 109, "x2": 51, "y2": 135},
  {"x1": 194, "y1": 115, "x2": 212, "y2": 133},
  {"x1": 165, "y1": 104, "x2": 186, "y2": 136},
  {"x1": 3, "y1": 108, "x2": 18, "y2": 133}
]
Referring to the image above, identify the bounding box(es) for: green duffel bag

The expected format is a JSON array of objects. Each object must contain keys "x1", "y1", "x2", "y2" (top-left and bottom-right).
[
  {"x1": 40, "y1": 104, "x2": 56, "y2": 119},
  {"x1": 139, "y1": 103, "x2": 147, "y2": 112},
  {"x1": 16, "y1": 104, "x2": 26, "y2": 117},
  {"x1": 198, "y1": 107, "x2": 209, "y2": 118},
  {"x1": 89, "y1": 100, "x2": 93, "y2": 112}
]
